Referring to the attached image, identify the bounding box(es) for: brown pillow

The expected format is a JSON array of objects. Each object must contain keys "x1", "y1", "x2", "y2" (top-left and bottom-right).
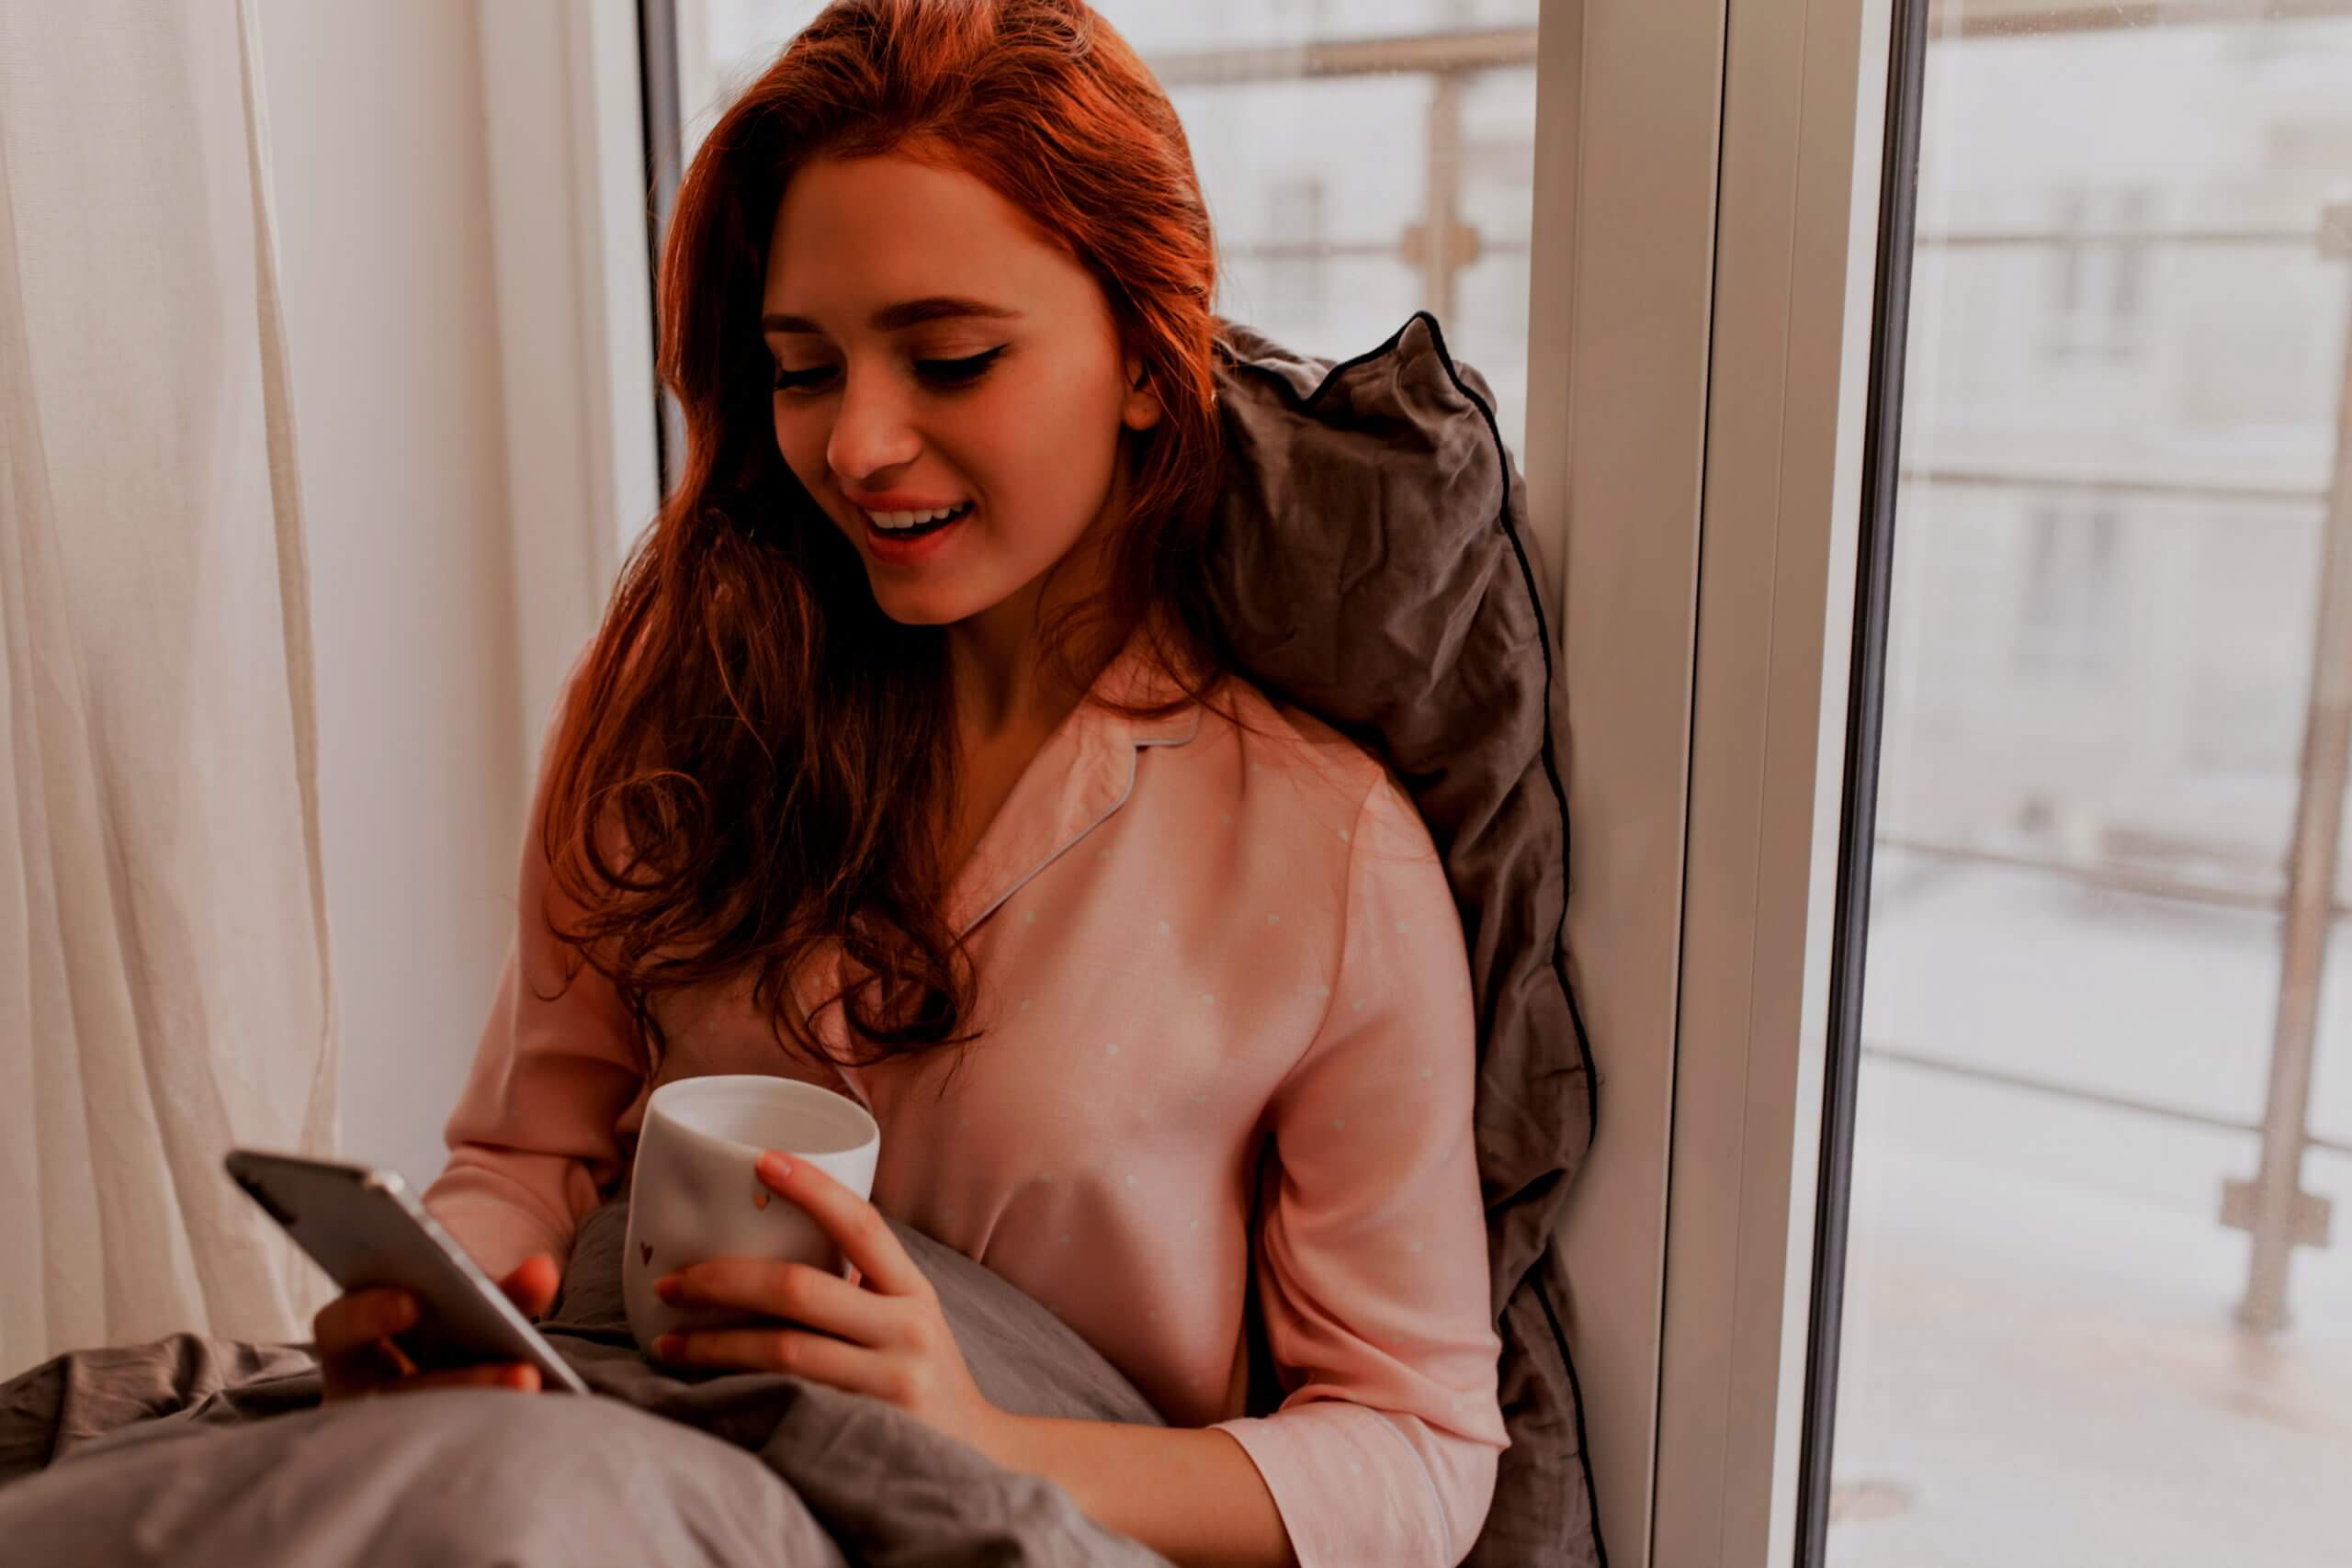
[{"x1": 1209, "y1": 312, "x2": 1605, "y2": 1568}]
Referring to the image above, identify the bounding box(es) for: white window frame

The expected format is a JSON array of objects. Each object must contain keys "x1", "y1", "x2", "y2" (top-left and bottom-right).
[{"x1": 1535, "y1": 0, "x2": 1898, "y2": 1562}]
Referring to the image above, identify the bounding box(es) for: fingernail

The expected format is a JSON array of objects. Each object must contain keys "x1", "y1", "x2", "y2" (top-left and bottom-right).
[
  {"x1": 654, "y1": 1275, "x2": 680, "y2": 1302},
  {"x1": 389, "y1": 1294, "x2": 416, "y2": 1329},
  {"x1": 508, "y1": 1366, "x2": 538, "y2": 1392},
  {"x1": 759, "y1": 1151, "x2": 791, "y2": 1182},
  {"x1": 654, "y1": 1333, "x2": 682, "y2": 1358}
]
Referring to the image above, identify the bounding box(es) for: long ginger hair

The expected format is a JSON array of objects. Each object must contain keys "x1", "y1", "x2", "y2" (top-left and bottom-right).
[{"x1": 534, "y1": 0, "x2": 1258, "y2": 1086}]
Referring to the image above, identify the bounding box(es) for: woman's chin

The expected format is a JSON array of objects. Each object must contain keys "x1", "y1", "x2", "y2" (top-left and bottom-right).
[{"x1": 868, "y1": 582, "x2": 982, "y2": 627}]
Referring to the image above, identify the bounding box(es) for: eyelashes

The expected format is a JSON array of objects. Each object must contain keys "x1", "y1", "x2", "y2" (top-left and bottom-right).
[
  {"x1": 771, "y1": 346, "x2": 1007, "y2": 395},
  {"x1": 914, "y1": 346, "x2": 1006, "y2": 387},
  {"x1": 771, "y1": 364, "x2": 834, "y2": 393}
]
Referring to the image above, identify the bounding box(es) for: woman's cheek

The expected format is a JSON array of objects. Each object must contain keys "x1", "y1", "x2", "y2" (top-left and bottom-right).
[{"x1": 774, "y1": 420, "x2": 832, "y2": 513}]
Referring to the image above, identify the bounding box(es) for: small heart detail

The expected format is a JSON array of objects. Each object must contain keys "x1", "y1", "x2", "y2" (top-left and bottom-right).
[
  {"x1": 639, "y1": 1242, "x2": 652, "y2": 1267},
  {"x1": 753, "y1": 1190, "x2": 771, "y2": 1209}
]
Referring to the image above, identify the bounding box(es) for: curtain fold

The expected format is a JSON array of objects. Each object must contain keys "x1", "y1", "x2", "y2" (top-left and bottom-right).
[{"x1": 0, "y1": 0, "x2": 341, "y2": 1379}]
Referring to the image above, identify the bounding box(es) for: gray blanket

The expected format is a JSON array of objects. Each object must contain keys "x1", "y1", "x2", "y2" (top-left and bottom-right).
[{"x1": 0, "y1": 1197, "x2": 1176, "y2": 1565}]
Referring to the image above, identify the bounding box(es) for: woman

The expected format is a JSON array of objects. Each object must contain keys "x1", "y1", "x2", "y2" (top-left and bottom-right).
[{"x1": 310, "y1": 3, "x2": 1507, "y2": 1563}]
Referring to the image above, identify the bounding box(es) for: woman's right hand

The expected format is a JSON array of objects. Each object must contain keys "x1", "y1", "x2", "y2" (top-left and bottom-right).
[{"x1": 315, "y1": 1253, "x2": 561, "y2": 1403}]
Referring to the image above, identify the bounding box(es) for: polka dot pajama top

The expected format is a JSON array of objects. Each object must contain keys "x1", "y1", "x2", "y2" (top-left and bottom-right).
[{"x1": 422, "y1": 619, "x2": 1510, "y2": 1566}]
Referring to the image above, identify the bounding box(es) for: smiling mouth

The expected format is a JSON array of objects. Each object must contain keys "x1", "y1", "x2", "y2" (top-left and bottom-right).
[
  {"x1": 865, "y1": 505, "x2": 973, "y2": 549},
  {"x1": 861, "y1": 500, "x2": 972, "y2": 535}
]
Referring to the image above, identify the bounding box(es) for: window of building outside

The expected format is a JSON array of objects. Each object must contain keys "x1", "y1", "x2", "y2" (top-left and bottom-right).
[{"x1": 662, "y1": 3, "x2": 2352, "y2": 1563}]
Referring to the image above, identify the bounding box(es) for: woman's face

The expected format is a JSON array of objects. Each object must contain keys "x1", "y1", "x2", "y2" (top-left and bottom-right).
[{"x1": 761, "y1": 152, "x2": 1161, "y2": 629}]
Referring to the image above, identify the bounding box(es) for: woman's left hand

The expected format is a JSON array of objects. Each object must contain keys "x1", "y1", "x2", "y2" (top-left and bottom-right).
[{"x1": 651, "y1": 1149, "x2": 1010, "y2": 1460}]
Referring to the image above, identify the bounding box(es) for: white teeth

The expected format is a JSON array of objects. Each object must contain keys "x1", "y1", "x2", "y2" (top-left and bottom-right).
[{"x1": 863, "y1": 502, "x2": 968, "y2": 530}]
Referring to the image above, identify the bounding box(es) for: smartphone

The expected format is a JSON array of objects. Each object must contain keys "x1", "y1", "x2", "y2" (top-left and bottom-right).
[{"x1": 224, "y1": 1147, "x2": 592, "y2": 1395}]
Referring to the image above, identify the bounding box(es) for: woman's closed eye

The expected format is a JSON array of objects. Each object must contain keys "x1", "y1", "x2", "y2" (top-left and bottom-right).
[
  {"x1": 771, "y1": 346, "x2": 1007, "y2": 395},
  {"x1": 913, "y1": 345, "x2": 1006, "y2": 387}
]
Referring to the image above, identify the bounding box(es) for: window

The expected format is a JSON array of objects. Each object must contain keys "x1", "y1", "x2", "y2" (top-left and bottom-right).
[
  {"x1": 1830, "y1": 11, "x2": 2352, "y2": 1561},
  {"x1": 1259, "y1": 175, "x2": 1333, "y2": 326},
  {"x1": 2041, "y1": 184, "x2": 2157, "y2": 362}
]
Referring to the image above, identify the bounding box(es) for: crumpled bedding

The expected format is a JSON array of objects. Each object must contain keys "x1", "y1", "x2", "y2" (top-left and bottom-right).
[{"x1": 0, "y1": 1196, "x2": 1177, "y2": 1566}]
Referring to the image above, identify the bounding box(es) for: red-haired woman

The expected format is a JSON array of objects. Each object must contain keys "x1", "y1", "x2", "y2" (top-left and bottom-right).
[{"x1": 311, "y1": 3, "x2": 1508, "y2": 1562}]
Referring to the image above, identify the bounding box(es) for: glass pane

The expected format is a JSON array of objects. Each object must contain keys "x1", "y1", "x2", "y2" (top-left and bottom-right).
[
  {"x1": 671, "y1": 0, "x2": 1543, "y2": 453},
  {"x1": 1829, "y1": 7, "x2": 2352, "y2": 1566}
]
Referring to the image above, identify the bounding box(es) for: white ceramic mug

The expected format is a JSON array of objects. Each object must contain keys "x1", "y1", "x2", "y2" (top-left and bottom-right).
[{"x1": 622, "y1": 1073, "x2": 881, "y2": 1357}]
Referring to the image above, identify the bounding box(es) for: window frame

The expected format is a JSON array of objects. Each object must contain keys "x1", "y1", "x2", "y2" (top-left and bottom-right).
[
  {"x1": 1544, "y1": 0, "x2": 1905, "y2": 1562},
  {"x1": 1532, "y1": 1, "x2": 1720, "y2": 1561}
]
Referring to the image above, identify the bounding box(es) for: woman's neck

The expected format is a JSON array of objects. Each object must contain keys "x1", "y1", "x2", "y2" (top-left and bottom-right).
[
  {"x1": 945, "y1": 466, "x2": 1134, "y2": 745},
  {"x1": 946, "y1": 604, "x2": 1127, "y2": 749}
]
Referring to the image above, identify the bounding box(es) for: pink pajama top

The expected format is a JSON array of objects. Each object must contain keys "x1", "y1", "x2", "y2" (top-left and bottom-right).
[{"x1": 420, "y1": 619, "x2": 1510, "y2": 1566}]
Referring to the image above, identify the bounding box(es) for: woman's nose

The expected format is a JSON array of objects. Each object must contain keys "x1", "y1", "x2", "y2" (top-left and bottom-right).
[{"x1": 826, "y1": 368, "x2": 922, "y2": 487}]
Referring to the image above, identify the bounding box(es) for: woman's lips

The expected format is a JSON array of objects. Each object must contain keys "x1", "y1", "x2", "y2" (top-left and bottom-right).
[{"x1": 860, "y1": 502, "x2": 970, "y2": 566}]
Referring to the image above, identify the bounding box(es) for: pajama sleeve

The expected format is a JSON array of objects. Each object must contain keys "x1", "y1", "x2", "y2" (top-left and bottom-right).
[
  {"x1": 418, "y1": 653, "x2": 648, "y2": 1284},
  {"x1": 1208, "y1": 771, "x2": 1510, "y2": 1568}
]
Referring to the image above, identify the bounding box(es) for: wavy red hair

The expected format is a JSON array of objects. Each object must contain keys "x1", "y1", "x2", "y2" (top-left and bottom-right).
[{"x1": 533, "y1": 0, "x2": 1261, "y2": 1085}]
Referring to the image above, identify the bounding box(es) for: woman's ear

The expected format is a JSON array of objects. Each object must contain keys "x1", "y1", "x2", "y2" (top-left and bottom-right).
[{"x1": 1120, "y1": 353, "x2": 1163, "y2": 433}]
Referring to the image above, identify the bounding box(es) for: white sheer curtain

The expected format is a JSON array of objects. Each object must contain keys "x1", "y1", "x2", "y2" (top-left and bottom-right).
[{"x1": 0, "y1": 0, "x2": 341, "y2": 1379}]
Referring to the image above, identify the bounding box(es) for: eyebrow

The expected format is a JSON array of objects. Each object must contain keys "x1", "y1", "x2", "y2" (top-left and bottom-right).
[{"x1": 761, "y1": 297, "x2": 1023, "y2": 335}]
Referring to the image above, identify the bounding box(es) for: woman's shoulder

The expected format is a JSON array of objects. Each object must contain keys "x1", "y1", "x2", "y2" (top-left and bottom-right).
[{"x1": 1191, "y1": 672, "x2": 1421, "y2": 843}]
